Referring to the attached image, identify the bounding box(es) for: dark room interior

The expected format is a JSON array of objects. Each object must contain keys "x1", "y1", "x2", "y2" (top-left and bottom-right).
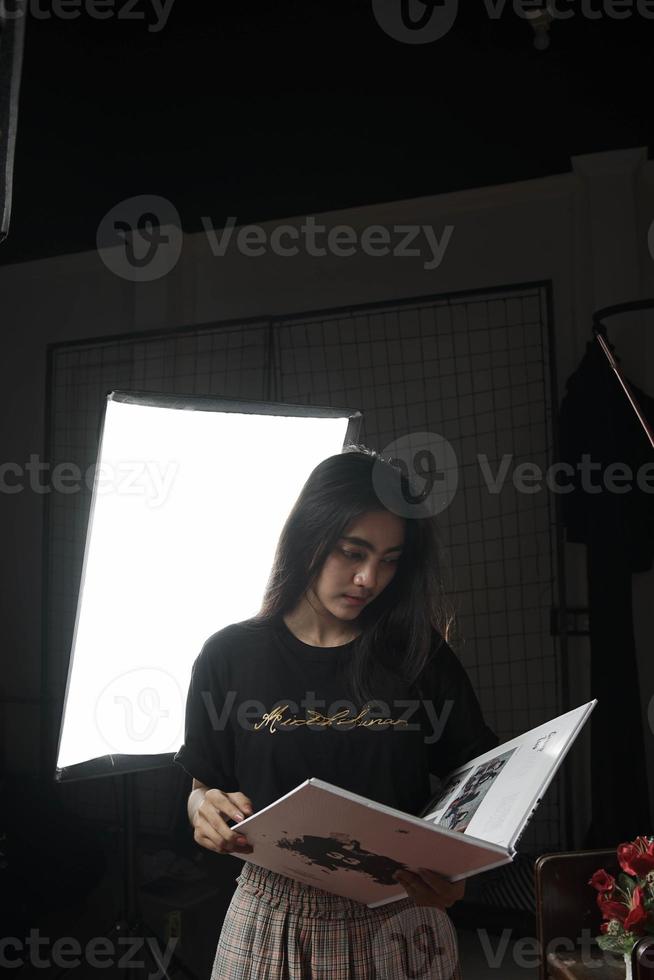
[{"x1": 1, "y1": 3, "x2": 654, "y2": 979}]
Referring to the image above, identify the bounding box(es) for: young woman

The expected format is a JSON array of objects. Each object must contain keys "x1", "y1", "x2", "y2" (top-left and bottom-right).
[{"x1": 175, "y1": 446, "x2": 498, "y2": 979}]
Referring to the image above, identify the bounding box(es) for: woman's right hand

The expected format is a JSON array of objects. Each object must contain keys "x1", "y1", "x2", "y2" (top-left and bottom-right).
[{"x1": 189, "y1": 781, "x2": 254, "y2": 855}]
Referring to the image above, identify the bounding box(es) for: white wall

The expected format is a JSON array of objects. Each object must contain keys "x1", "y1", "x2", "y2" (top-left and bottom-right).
[{"x1": 2, "y1": 147, "x2": 653, "y2": 828}]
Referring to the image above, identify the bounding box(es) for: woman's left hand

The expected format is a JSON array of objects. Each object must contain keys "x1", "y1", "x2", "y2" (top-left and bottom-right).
[{"x1": 393, "y1": 868, "x2": 465, "y2": 909}]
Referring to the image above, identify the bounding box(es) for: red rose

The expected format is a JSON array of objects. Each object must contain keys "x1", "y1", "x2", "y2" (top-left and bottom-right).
[
  {"x1": 589, "y1": 869, "x2": 616, "y2": 892},
  {"x1": 597, "y1": 893, "x2": 628, "y2": 923},
  {"x1": 624, "y1": 887, "x2": 650, "y2": 933},
  {"x1": 631, "y1": 853, "x2": 654, "y2": 877},
  {"x1": 624, "y1": 906, "x2": 649, "y2": 932},
  {"x1": 600, "y1": 923, "x2": 610, "y2": 934},
  {"x1": 618, "y1": 843, "x2": 640, "y2": 876}
]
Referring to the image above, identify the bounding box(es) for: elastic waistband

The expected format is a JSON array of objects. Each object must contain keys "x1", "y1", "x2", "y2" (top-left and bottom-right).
[{"x1": 235, "y1": 860, "x2": 404, "y2": 919}]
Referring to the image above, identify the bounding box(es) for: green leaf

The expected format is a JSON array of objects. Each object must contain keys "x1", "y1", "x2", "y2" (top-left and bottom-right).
[
  {"x1": 597, "y1": 936, "x2": 621, "y2": 953},
  {"x1": 618, "y1": 873, "x2": 635, "y2": 896}
]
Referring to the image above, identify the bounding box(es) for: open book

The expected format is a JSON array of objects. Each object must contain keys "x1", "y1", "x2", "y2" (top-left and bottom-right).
[{"x1": 230, "y1": 700, "x2": 596, "y2": 908}]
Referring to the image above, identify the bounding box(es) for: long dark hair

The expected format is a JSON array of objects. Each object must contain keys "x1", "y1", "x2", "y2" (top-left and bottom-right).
[{"x1": 254, "y1": 445, "x2": 455, "y2": 704}]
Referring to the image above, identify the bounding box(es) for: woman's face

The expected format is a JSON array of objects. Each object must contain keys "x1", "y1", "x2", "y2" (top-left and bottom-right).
[{"x1": 309, "y1": 510, "x2": 405, "y2": 622}]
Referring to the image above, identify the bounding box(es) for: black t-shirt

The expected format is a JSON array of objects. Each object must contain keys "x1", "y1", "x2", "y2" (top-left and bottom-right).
[{"x1": 174, "y1": 615, "x2": 498, "y2": 817}]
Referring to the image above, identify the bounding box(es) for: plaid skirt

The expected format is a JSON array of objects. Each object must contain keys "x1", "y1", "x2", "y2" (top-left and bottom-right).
[{"x1": 212, "y1": 861, "x2": 463, "y2": 980}]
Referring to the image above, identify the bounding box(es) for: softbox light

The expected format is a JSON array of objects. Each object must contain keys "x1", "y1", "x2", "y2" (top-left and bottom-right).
[{"x1": 55, "y1": 390, "x2": 361, "y2": 781}]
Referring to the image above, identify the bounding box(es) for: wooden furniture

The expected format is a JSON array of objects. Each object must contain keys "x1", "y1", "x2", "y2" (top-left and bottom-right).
[
  {"x1": 535, "y1": 850, "x2": 620, "y2": 980},
  {"x1": 544, "y1": 950, "x2": 625, "y2": 979},
  {"x1": 535, "y1": 850, "x2": 654, "y2": 980}
]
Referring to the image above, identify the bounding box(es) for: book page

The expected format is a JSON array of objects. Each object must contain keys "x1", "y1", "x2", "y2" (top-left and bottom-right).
[{"x1": 421, "y1": 702, "x2": 595, "y2": 849}]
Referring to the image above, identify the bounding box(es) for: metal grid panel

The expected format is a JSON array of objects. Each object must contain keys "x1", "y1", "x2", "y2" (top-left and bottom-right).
[
  {"x1": 274, "y1": 287, "x2": 561, "y2": 853},
  {"x1": 44, "y1": 285, "x2": 562, "y2": 855}
]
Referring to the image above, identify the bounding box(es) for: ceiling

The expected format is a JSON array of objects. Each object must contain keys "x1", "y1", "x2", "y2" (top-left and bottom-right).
[{"x1": 1, "y1": 0, "x2": 652, "y2": 265}]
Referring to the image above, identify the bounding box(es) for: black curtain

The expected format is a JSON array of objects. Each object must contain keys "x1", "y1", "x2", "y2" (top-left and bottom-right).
[{"x1": 559, "y1": 334, "x2": 654, "y2": 846}]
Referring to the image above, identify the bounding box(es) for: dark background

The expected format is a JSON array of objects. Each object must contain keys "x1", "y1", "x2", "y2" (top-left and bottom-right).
[
  {"x1": 1, "y1": 4, "x2": 653, "y2": 977},
  {"x1": 2, "y1": 0, "x2": 653, "y2": 265}
]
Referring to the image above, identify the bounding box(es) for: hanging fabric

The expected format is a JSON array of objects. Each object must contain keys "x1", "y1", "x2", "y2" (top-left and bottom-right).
[{"x1": 559, "y1": 329, "x2": 654, "y2": 845}]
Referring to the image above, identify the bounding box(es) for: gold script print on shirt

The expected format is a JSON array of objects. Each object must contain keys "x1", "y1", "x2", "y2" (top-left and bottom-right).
[{"x1": 252, "y1": 704, "x2": 409, "y2": 734}]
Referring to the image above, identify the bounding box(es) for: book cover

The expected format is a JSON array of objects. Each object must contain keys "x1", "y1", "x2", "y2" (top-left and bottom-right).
[{"x1": 230, "y1": 700, "x2": 596, "y2": 907}]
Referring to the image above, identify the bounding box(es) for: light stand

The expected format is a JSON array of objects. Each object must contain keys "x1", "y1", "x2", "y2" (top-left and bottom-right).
[
  {"x1": 113, "y1": 773, "x2": 197, "y2": 979},
  {"x1": 53, "y1": 772, "x2": 198, "y2": 980},
  {"x1": 592, "y1": 300, "x2": 654, "y2": 449}
]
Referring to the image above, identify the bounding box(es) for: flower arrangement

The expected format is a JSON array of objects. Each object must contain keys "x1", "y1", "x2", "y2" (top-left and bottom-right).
[{"x1": 588, "y1": 836, "x2": 654, "y2": 956}]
